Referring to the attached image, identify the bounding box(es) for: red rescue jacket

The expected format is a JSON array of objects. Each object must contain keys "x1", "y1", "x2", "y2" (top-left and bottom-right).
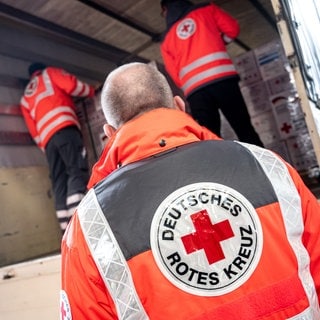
[
  {"x1": 20, "y1": 67, "x2": 94, "y2": 149},
  {"x1": 61, "y1": 109, "x2": 320, "y2": 319},
  {"x1": 161, "y1": 3, "x2": 240, "y2": 97}
]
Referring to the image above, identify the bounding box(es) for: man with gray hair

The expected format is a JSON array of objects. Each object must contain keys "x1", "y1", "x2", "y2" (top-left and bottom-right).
[
  {"x1": 101, "y1": 62, "x2": 175, "y2": 128},
  {"x1": 61, "y1": 62, "x2": 320, "y2": 320}
]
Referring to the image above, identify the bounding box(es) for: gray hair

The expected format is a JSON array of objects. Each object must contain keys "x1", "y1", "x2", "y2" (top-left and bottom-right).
[{"x1": 101, "y1": 62, "x2": 174, "y2": 128}]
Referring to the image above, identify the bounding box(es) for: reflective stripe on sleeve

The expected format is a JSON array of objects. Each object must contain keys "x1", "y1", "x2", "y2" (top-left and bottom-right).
[
  {"x1": 71, "y1": 80, "x2": 90, "y2": 97},
  {"x1": 240, "y1": 142, "x2": 320, "y2": 319},
  {"x1": 20, "y1": 97, "x2": 29, "y2": 109},
  {"x1": 35, "y1": 69, "x2": 54, "y2": 106},
  {"x1": 77, "y1": 189, "x2": 149, "y2": 320}
]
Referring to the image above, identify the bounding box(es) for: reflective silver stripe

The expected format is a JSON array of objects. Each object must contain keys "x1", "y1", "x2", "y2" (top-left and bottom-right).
[
  {"x1": 39, "y1": 114, "x2": 80, "y2": 143},
  {"x1": 60, "y1": 221, "x2": 69, "y2": 231},
  {"x1": 57, "y1": 207, "x2": 76, "y2": 220},
  {"x1": 71, "y1": 80, "x2": 90, "y2": 97},
  {"x1": 37, "y1": 106, "x2": 77, "y2": 131},
  {"x1": 20, "y1": 97, "x2": 29, "y2": 109},
  {"x1": 35, "y1": 69, "x2": 54, "y2": 107},
  {"x1": 66, "y1": 193, "x2": 85, "y2": 206},
  {"x1": 67, "y1": 194, "x2": 84, "y2": 218},
  {"x1": 56, "y1": 209, "x2": 69, "y2": 219},
  {"x1": 67, "y1": 208, "x2": 76, "y2": 219},
  {"x1": 288, "y1": 307, "x2": 316, "y2": 320},
  {"x1": 181, "y1": 64, "x2": 236, "y2": 93},
  {"x1": 179, "y1": 52, "x2": 231, "y2": 79},
  {"x1": 31, "y1": 108, "x2": 36, "y2": 119},
  {"x1": 81, "y1": 83, "x2": 90, "y2": 96},
  {"x1": 78, "y1": 189, "x2": 149, "y2": 320},
  {"x1": 240, "y1": 142, "x2": 320, "y2": 319},
  {"x1": 34, "y1": 136, "x2": 41, "y2": 144}
]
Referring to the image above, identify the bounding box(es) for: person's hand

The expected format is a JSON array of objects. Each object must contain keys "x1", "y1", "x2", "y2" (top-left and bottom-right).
[{"x1": 222, "y1": 34, "x2": 233, "y2": 44}]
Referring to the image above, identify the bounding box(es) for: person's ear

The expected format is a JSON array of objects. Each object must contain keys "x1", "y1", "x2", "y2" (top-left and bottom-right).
[
  {"x1": 161, "y1": 6, "x2": 168, "y2": 17},
  {"x1": 173, "y1": 95, "x2": 186, "y2": 112},
  {"x1": 103, "y1": 124, "x2": 116, "y2": 139}
]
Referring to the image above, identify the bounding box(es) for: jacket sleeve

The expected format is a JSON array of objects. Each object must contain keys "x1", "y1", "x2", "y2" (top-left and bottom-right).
[
  {"x1": 209, "y1": 3, "x2": 240, "y2": 40},
  {"x1": 286, "y1": 163, "x2": 320, "y2": 304},
  {"x1": 61, "y1": 213, "x2": 119, "y2": 319},
  {"x1": 48, "y1": 67, "x2": 95, "y2": 98}
]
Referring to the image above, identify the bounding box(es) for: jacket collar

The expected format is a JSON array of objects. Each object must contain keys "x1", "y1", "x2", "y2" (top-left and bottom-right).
[{"x1": 88, "y1": 108, "x2": 220, "y2": 188}]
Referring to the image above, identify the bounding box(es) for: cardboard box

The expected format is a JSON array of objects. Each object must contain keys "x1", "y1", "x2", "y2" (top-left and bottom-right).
[
  {"x1": 233, "y1": 50, "x2": 262, "y2": 85},
  {"x1": 258, "y1": 130, "x2": 280, "y2": 146},
  {"x1": 76, "y1": 97, "x2": 107, "y2": 167},
  {"x1": 266, "y1": 72, "x2": 296, "y2": 95},
  {"x1": 270, "y1": 91, "x2": 307, "y2": 139},
  {"x1": 240, "y1": 81, "x2": 272, "y2": 117},
  {"x1": 265, "y1": 140, "x2": 291, "y2": 163},
  {"x1": 285, "y1": 134, "x2": 318, "y2": 171},
  {"x1": 254, "y1": 39, "x2": 288, "y2": 81}
]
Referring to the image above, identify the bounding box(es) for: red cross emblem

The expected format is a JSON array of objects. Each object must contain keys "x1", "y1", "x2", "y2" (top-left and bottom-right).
[
  {"x1": 281, "y1": 122, "x2": 292, "y2": 134},
  {"x1": 182, "y1": 23, "x2": 191, "y2": 33},
  {"x1": 25, "y1": 77, "x2": 38, "y2": 96},
  {"x1": 181, "y1": 209, "x2": 234, "y2": 265},
  {"x1": 177, "y1": 18, "x2": 195, "y2": 39}
]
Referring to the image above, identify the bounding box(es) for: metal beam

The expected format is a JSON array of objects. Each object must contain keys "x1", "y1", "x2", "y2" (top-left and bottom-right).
[
  {"x1": 78, "y1": 0, "x2": 251, "y2": 51},
  {"x1": 77, "y1": 0, "x2": 162, "y2": 42},
  {"x1": 0, "y1": 2, "x2": 148, "y2": 64},
  {"x1": 248, "y1": 0, "x2": 278, "y2": 32},
  {"x1": 0, "y1": 74, "x2": 27, "y2": 89}
]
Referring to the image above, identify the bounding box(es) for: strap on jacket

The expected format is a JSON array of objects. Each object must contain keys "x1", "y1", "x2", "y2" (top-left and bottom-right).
[
  {"x1": 240, "y1": 142, "x2": 320, "y2": 319},
  {"x1": 77, "y1": 190, "x2": 150, "y2": 320}
]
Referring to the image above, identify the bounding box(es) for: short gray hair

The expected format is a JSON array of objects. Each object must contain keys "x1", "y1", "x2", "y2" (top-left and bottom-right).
[{"x1": 101, "y1": 62, "x2": 174, "y2": 128}]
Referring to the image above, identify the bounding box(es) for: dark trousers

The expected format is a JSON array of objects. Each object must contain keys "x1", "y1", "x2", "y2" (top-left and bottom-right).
[
  {"x1": 45, "y1": 126, "x2": 89, "y2": 211},
  {"x1": 187, "y1": 77, "x2": 264, "y2": 147}
]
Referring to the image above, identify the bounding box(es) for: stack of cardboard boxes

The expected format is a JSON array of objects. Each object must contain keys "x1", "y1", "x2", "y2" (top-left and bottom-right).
[
  {"x1": 232, "y1": 39, "x2": 318, "y2": 177},
  {"x1": 76, "y1": 92, "x2": 106, "y2": 169},
  {"x1": 76, "y1": 40, "x2": 319, "y2": 187}
]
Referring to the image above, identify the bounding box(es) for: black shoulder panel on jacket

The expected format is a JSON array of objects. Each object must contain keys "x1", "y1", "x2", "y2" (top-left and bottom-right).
[{"x1": 94, "y1": 140, "x2": 278, "y2": 259}]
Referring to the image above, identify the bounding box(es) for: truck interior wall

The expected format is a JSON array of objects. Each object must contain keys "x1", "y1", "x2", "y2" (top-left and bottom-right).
[
  {"x1": 0, "y1": 18, "x2": 115, "y2": 268},
  {"x1": 0, "y1": 166, "x2": 61, "y2": 267}
]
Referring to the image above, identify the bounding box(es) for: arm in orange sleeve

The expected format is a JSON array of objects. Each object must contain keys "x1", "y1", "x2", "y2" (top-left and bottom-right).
[
  {"x1": 48, "y1": 67, "x2": 95, "y2": 98},
  {"x1": 286, "y1": 163, "x2": 320, "y2": 304},
  {"x1": 209, "y1": 3, "x2": 240, "y2": 40},
  {"x1": 61, "y1": 213, "x2": 118, "y2": 319}
]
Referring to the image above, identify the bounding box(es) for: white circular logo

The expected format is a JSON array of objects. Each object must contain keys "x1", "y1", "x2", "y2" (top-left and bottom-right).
[
  {"x1": 176, "y1": 18, "x2": 196, "y2": 39},
  {"x1": 150, "y1": 183, "x2": 263, "y2": 296},
  {"x1": 25, "y1": 77, "x2": 38, "y2": 96},
  {"x1": 60, "y1": 290, "x2": 72, "y2": 320}
]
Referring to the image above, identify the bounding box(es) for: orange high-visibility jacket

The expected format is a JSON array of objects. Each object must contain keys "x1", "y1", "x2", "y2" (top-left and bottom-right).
[
  {"x1": 20, "y1": 67, "x2": 94, "y2": 149},
  {"x1": 161, "y1": 3, "x2": 240, "y2": 97},
  {"x1": 61, "y1": 109, "x2": 320, "y2": 320}
]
